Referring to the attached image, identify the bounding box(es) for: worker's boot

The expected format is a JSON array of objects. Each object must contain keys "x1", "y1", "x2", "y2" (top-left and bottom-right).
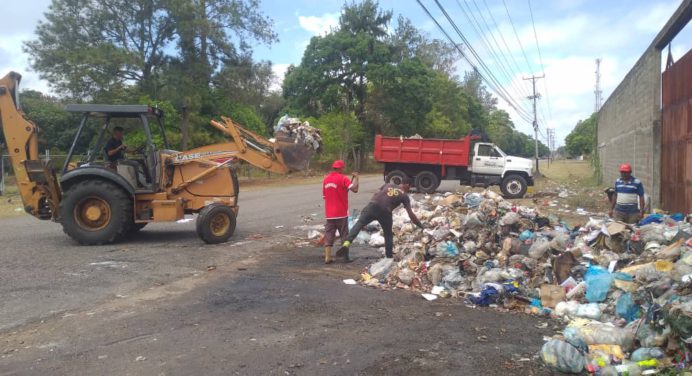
[
  {"x1": 336, "y1": 241, "x2": 351, "y2": 262},
  {"x1": 324, "y1": 247, "x2": 334, "y2": 264}
]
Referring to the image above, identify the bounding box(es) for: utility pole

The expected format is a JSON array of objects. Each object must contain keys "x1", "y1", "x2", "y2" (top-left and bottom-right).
[
  {"x1": 524, "y1": 74, "x2": 544, "y2": 174},
  {"x1": 547, "y1": 128, "x2": 555, "y2": 164},
  {"x1": 594, "y1": 58, "x2": 602, "y2": 112}
]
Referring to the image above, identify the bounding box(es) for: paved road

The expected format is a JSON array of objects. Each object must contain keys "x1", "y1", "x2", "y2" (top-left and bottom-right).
[{"x1": 0, "y1": 177, "x2": 552, "y2": 375}]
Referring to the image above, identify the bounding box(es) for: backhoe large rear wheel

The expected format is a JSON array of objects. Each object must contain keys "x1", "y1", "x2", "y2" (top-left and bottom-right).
[
  {"x1": 196, "y1": 204, "x2": 237, "y2": 244},
  {"x1": 59, "y1": 180, "x2": 132, "y2": 245}
]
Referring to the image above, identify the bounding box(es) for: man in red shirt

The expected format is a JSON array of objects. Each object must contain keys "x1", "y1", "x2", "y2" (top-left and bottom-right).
[{"x1": 323, "y1": 160, "x2": 359, "y2": 264}]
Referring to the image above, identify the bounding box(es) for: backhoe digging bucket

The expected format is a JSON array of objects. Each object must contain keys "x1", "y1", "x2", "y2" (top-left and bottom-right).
[{"x1": 275, "y1": 136, "x2": 316, "y2": 172}]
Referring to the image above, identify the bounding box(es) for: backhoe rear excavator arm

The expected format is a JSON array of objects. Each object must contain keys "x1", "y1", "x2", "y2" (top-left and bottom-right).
[{"x1": 0, "y1": 72, "x2": 61, "y2": 219}]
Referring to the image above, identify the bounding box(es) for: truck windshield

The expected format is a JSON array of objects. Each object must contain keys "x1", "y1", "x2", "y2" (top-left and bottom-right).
[{"x1": 493, "y1": 147, "x2": 506, "y2": 157}]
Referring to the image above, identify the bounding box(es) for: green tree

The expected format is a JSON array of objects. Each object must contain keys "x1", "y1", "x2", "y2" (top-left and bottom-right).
[
  {"x1": 565, "y1": 113, "x2": 597, "y2": 157},
  {"x1": 19, "y1": 90, "x2": 78, "y2": 152},
  {"x1": 25, "y1": 0, "x2": 276, "y2": 100},
  {"x1": 315, "y1": 112, "x2": 366, "y2": 169},
  {"x1": 283, "y1": 0, "x2": 392, "y2": 121}
]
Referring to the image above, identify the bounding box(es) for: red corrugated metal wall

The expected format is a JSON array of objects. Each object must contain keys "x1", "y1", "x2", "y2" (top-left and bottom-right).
[{"x1": 661, "y1": 49, "x2": 692, "y2": 213}]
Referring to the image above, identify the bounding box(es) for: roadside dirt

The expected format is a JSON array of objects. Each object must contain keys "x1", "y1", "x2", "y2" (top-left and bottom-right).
[{"x1": 0, "y1": 244, "x2": 558, "y2": 375}]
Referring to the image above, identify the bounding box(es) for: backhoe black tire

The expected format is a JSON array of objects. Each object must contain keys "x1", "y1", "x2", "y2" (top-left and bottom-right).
[
  {"x1": 415, "y1": 171, "x2": 440, "y2": 193},
  {"x1": 128, "y1": 222, "x2": 148, "y2": 234},
  {"x1": 500, "y1": 174, "x2": 528, "y2": 199},
  {"x1": 196, "y1": 204, "x2": 237, "y2": 244},
  {"x1": 385, "y1": 170, "x2": 408, "y2": 186},
  {"x1": 59, "y1": 180, "x2": 133, "y2": 245}
]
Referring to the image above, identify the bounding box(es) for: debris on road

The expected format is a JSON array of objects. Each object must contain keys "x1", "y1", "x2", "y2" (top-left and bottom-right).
[{"x1": 350, "y1": 190, "x2": 691, "y2": 374}]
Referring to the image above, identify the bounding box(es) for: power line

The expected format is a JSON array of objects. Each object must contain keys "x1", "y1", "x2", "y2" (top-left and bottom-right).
[
  {"x1": 481, "y1": 0, "x2": 528, "y2": 78},
  {"x1": 501, "y1": 0, "x2": 534, "y2": 74},
  {"x1": 430, "y1": 0, "x2": 534, "y2": 123},
  {"x1": 527, "y1": 0, "x2": 554, "y2": 127},
  {"x1": 455, "y1": 0, "x2": 533, "y2": 110}
]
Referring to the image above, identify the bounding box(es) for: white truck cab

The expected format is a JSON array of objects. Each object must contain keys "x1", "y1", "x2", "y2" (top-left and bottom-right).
[{"x1": 470, "y1": 143, "x2": 535, "y2": 198}]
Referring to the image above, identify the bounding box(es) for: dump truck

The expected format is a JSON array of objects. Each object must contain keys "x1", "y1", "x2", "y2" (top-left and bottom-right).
[
  {"x1": 374, "y1": 134, "x2": 534, "y2": 198},
  {"x1": 0, "y1": 71, "x2": 314, "y2": 245}
]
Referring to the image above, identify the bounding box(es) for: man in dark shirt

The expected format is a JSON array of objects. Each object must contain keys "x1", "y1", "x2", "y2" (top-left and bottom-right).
[
  {"x1": 337, "y1": 178, "x2": 423, "y2": 261},
  {"x1": 105, "y1": 126, "x2": 127, "y2": 163}
]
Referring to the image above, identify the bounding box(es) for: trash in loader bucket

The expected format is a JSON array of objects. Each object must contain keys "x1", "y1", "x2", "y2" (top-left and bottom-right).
[
  {"x1": 273, "y1": 115, "x2": 322, "y2": 171},
  {"x1": 275, "y1": 136, "x2": 316, "y2": 172}
]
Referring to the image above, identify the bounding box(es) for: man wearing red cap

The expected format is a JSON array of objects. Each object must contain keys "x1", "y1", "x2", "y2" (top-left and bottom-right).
[
  {"x1": 322, "y1": 160, "x2": 359, "y2": 263},
  {"x1": 609, "y1": 163, "x2": 645, "y2": 224}
]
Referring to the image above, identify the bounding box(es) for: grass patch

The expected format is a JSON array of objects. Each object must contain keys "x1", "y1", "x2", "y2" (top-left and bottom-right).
[
  {"x1": 0, "y1": 180, "x2": 25, "y2": 218},
  {"x1": 539, "y1": 159, "x2": 598, "y2": 187}
]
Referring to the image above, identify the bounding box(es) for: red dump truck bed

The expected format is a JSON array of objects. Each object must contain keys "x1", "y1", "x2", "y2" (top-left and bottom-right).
[{"x1": 373, "y1": 134, "x2": 473, "y2": 167}]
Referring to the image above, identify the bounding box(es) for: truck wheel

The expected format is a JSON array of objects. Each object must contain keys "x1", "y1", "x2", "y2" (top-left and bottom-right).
[
  {"x1": 385, "y1": 170, "x2": 408, "y2": 185},
  {"x1": 196, "y1": 204, "x2": 237, "y2": 244},
  {"x1": 415, "y1": 171, "x2": 440, "y2": 193},
  {"x1": 59, "y1": 180, "x2": 132, "y2": 245},
  {"x1": 501, "y1": 175, "x2": 528, "y2": 199}
]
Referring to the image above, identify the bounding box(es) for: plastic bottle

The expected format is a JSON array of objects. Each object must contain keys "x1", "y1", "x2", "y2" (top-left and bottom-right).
[
  {"x1": 635, "y1": 359, "x2": 658, "y2": 368},
  {"x1": 615, "y1": 363, "x2": 642, "y2": 376},
  {"x1": 599, "y1": 366, "x2": 619, "y2": 376}
]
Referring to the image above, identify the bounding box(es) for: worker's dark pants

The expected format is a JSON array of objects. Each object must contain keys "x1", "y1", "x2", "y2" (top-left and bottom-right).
[
  {"x1": 346, "y1": 203, "x2": 394, "y2": 258},
  {"x1": 324, "y1": 218, "x2": 349, "y2": 247}
]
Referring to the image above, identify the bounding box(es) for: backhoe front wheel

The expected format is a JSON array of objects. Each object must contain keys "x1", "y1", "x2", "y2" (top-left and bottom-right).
[
  {"x1": 59, "y1": 180, "x2": 133, "y2": 245},
  {"x1": 196, "y1": 204, "x2": 237, "y2": 244}
]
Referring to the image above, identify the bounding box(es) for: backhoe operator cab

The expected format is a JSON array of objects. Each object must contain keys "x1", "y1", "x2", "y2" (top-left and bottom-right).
[
  {"x1": 63, "y1": 105, "x2": 167, "y2": 191},
  {"x1": 62, "y1": 105, "x2": 168, "y2": 193}
]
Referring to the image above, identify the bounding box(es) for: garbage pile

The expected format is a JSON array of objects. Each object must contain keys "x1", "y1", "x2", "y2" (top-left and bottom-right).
[
  {"x1": 274, "y1": 114, "x2": 322, "y2": 152},
  {"x1": 352, "y1": 191, "x2": 692, "y2": 374}
]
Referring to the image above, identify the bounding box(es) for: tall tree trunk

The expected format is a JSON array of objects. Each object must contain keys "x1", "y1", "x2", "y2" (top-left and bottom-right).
[{"x1": 180, "y1": 104, "x2": 189, "y2": 150}]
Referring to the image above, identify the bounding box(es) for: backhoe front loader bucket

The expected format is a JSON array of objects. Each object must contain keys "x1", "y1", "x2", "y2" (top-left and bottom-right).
[{"x1": 275, "y1": 136, "x2": 316, "y2": 172}]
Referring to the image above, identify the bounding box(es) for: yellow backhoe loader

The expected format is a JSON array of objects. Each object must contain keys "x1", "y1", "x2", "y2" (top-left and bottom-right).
[{"x1": 0, "y1": 71, "x2": 314, "y2": 245}]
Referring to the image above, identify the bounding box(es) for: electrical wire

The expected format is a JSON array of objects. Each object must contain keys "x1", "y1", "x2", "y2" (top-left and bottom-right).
[
  {"x1": 455, "y1": 0, "x2": 532, "y2": 107},
  {"x1": 527, "y1": 0, "x2": 554, "y2": 128},
  {"x1": 501, "y1": 0, "x2": 534, "y2": 74},
  {"x1": 431, "y1": 0, "x2": 534, "y2": 123}
]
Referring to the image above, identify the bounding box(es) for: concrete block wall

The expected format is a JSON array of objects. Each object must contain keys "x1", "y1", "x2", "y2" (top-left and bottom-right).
[{"x1": 597, "y1": 47, "x2": 661, "y2": 207}]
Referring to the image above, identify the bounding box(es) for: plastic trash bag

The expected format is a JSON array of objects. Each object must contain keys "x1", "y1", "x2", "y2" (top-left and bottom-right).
[
  {"x1": 463, "y1": 192, "x2": 483, "y2": 208},
  {"x1": 500, "y1": 211, "x2": 521, "y2": 226},
  {"x1": 466, "y1": 285, "x2": 499, "y2": 306},
  {"x1": 615, "y1": 293, "x2": 640, "y2": 322},
  {"x1": 575, "y1": 303, "x2": 602, "y2": 320},
  {"x1": 585, "y1": 265, "x2": 613, "y2": 303},
  {"x1": 354, "y1": 231, "x2": 371, "y2": 245},
  {"x1": 541, "y1": 339, "x2": 587, "y2": 374},
  {"x1": 519, "y1": 230, "x2": 534, "y2": 241},
  {"x1": 369, "y1": 258, "x2": 394, "y2": 278},
  {"x1": 572, "y1": 321, "x2": 638, "y2": 350},
  {"x1": 462, "y1": 212, "x2": 483, "y2": 228},
  {"x1": 529, "y1": 238, "x2": 551, "y2": 259},
  {"x1": 369, "y1": 233, "x2": 385, "y2": 247},
  {"x1": 397, "y1": 268, "x2": 415, "y2": 285},
  {"x1": 630, "y1": 347, "x2": 665, "y2": 362},
  {"x1": 441, "y1": 269, "x2": 464, "y2": 290},
  {"x1": 434, "y1": 241, "x2": 459, "y2": 258}
]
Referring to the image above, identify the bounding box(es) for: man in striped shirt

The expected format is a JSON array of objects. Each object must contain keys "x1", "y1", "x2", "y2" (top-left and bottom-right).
[{"x1": 609, "y1": 163, "x2": 645, "y2": 224}]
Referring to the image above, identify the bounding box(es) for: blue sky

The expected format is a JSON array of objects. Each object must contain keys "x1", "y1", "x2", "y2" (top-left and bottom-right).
[{"x1": 1, "y1": 0, "x2": 690, "y2": 146}]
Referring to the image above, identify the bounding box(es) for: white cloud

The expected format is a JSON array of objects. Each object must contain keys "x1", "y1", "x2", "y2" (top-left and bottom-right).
[
  {"x1": 270, "y1": 63, "x2": 291, "y2": 92},
  {"x1": 298, "y1": 12, "x2": 340, "y2": 36},
  {"x1": 0, "y1": 34, "x2": 51, "y2": 94},
  {"x1": 634, "y1": 1, "x2": 681, "y2": 33}
]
